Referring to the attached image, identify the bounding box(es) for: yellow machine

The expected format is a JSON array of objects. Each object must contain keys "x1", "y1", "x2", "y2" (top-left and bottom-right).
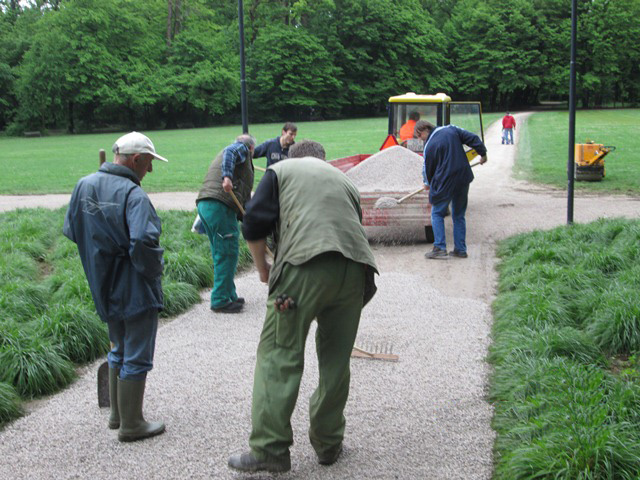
[
  {"x1": 386, "y1": 92, "x2": 484, "y2": 161},
  {"x1": 574, "y1": 142, "x2": 616, "y2": 181}
]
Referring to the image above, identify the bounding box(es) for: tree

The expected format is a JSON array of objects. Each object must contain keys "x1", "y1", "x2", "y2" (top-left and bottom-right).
[
  {"x1": 12, "y1": 0, "x2": 167, "y2": 132},
  {"x1": 247, "y1": 25, "x2": 341, "y2": 120},
  {"x1": 294, "y1": 0, "x2": 451, "y2": 115},
  {"x1": 160, "y1": 5, "x2": 240, "y2": 127}
]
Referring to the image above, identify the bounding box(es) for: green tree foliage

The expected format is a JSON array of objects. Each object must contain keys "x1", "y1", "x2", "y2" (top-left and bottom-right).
[
  {"x1": 247, "y1": 25, "x2": 341, "y2": 120},
  {"x1": 444, "y1": 0, "x2": 547, "y2": 109},
  {"x1": 1, "y1": 0, "x2": 638, "y2": 133},
  {"x1": 160, "y1": 4, "x2": 240, "y2": 128}
]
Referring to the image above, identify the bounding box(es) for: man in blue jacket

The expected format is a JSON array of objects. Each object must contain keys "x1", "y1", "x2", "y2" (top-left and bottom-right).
[
  {"x1": 63, "y1": 131, "x2": 168, "y2": 442},
  {"x1": 253, "y1": 122, "x2": 297, "y2": 167},
  {"x1": 416, "y1": 121, "x2": 488, "y2": 259}
]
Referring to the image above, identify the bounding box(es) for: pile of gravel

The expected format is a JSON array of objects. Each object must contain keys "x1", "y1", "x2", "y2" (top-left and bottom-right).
[{"x1": 345, "y1": 146, "x2": 423, "y2": 192}]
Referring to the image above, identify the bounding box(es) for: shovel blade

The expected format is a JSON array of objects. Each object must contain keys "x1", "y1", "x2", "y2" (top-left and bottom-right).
[{"x1": 97, "y1": 361, "x2": 110, "y2": 408}]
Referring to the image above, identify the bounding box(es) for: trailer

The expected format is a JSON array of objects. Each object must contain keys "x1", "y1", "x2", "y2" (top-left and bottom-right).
[{"x1": 330, "y1": 93, "x2": 485, "y2": 243}]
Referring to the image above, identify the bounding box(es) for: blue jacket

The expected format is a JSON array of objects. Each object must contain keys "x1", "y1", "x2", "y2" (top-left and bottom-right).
[
  {"x1": 423, "y1": 125, "x2": 487, "y2": 204},
  {"x1": 253, "y1": 137, "x2": 290, "y2": 167},
  {"x1": 63, "y1": 162, "x2": 164, "y2": 322}
]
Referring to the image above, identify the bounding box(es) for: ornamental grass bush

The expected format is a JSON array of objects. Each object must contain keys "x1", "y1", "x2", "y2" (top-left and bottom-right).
[
  {"x1": 0, "y1": 382, "x2": 22, "y2": 424},
  {"x1": 491, "y1": 218, "x2": 640, "y2": 479},
  {"x1": 0, "y1": 334, "x2": 75, "y2": 398},
  {"x1": 37, "y1": 303, "x2": 109, "y2": 364}
]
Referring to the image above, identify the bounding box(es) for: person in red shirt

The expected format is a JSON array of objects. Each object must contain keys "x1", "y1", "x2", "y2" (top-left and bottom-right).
[
  {"x1": 502, "y1": 112, "x2": 516, "y2": 144},
  {"x1": 399, "y1": 111, "x2": 420, "y2": 142}
]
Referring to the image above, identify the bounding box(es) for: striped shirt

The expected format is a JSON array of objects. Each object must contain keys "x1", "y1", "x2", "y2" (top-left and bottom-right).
[{"x1": 221, "y1": 142, "x2": 249, "y2": 180}]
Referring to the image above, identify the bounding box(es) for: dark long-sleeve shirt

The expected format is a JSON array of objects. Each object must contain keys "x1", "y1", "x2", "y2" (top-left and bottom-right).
[
  {"x1": 423, "y1": 125, "x2": 487, "y2": 204},
  {"x1": 253, "y1": 137, "x2": 290, "y2": 167},
  {"x1": 242, "y1": 169, "x2": 280, "y2": 241}
]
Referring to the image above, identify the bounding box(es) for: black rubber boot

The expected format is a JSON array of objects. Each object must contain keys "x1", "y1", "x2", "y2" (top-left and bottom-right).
[
  {"x1": 108, "y1": 368, "x2": 120, "y2": 429},
  {"x1": 117, "y1": 377, "x2": 165, "y2": 442},
  {"x1": 317, "y1": 443, "x2": 343, "y2": 466}
]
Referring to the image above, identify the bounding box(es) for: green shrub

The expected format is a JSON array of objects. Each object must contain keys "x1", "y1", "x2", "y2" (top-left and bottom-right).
[
  {"x1": 164, "y1": 249, "x2": 213, "y2": 288},
  {"x1": 161, "y1": 281, "x2": 201, "y2": 318},
  {"x1": 0, "y1": 335, "x2": 75, "y2": 397},
  {"x1": 37, "y1": 303, "x2": 109, "y2": 364},
  {"x1": 589, "y1": 286, "x2": 640, "y2": 354},
  {"x1": 493, "y1": 359, "x2": 640, "y2": 479},
  {"x1": 0, "y1": 253, "x2": 39, "y2": 286},
  {"x1": 492, "y1": 218, "x2": 640, "y2": 479},
  {"x1": 0, "y1": 382, "x2": 22, "y2": 424},
  {"x1": 0, "y1": 281, "x2": 49, "y2": 322}
]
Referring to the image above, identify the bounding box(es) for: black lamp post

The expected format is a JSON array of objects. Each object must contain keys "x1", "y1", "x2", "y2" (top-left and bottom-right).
[
  {"x1": 567, "y1": 0, "x2": 577, "y2": 224},
  {"x1": 238, "y1": 0, "x2": 249, "y2": 134}
]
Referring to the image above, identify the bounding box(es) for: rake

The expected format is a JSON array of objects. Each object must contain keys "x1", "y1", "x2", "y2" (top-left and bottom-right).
[{"x1": 351, "y1": 342, "x2": 399, "y2": 362}]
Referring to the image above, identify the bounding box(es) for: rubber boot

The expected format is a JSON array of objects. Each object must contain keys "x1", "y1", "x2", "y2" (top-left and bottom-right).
[
  {"x1": 108, "y1": 368, "x2": 120, "y2": 429},
  {"x1": 117, "y1": 377, "x2": 165, "y2": 442}
]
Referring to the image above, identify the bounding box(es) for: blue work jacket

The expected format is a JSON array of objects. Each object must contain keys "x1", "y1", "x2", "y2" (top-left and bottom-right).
[
  {"x1": 424, "y1": 125, "x2": 487, "y2": 205},
  {"x1": 63, "y1": 162, "x2": 164, "y2": 322}
]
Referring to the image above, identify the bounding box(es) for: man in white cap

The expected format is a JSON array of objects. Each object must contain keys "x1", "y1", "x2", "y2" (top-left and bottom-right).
[{"x1": 63, "y1": 131, "x2": 168, "y2": 442}]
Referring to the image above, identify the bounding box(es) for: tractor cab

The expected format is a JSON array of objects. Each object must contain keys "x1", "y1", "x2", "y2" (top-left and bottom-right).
[{"x1": 387, "y1": 92, "x2": 484, "y2": 161}]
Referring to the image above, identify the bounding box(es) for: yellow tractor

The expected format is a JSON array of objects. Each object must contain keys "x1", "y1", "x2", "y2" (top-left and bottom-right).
[
  {"x1": 574, "y1": 142, "x2": 616, "y2": 181},
  {"x1": 386, "y1": 92, "x2": 485, "y2": 162}
]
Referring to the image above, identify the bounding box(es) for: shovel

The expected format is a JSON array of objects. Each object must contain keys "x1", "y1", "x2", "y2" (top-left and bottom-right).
[
  {"x1": 97, "y1": 341, "x2": 114, "y2": 408},
  {"x1": 374, "y1": 186, "x2": 425, "y2": 209},
  {"x1": 374, "y1": 159, "x2": 483, "y2": 209}
]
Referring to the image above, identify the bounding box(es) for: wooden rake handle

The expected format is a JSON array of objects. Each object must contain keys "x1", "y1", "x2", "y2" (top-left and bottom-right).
[{"x1": 229, "y1": 190, "x2": 274, "y2": 258}]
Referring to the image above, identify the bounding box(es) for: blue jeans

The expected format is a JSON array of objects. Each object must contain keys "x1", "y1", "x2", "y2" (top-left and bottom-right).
[
  {"x1": 197, "y1": 199, "x2": 240, "y2": 309},
  {"x1": 504, "y1": 128, "x2": 514, "y2": 144},
  {"x1": 431, "y1": 183, "x2": 469, "y2": 253},
  {"x1": 107, "y1": 309, "x2": 158, "y2": 380}
]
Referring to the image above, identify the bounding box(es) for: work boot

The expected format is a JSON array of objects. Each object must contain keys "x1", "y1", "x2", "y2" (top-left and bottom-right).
[
  {"x1": 228, "y1": 451, "x2": 291, "y2": 473},
  {"x1": 317, "y1": 443, "x2": 343, "y2": 466},
  {"x1": 211, "y1": 300, "x2": 243, "y2": 314},
  {"x1": 117, "y1": 377, "x2": 165, "y2": 442},
  {"x1": 425, "y1": 247, "x2": 448, "y2": 259},
  {"x1": 108, "y1": 367, "x2": 120, "y2": 429}
]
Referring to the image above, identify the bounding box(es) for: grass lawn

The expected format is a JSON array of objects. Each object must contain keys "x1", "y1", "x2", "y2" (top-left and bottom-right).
[
  {"x1": 516, "y1": 109, "x2": 640, "y2": 194},
  {"x1": 0, "y1": 114, "x2": 503, "y2": 195},
  {"x1": 491, "y1": 218, "x2": 640, "y2": 478},
  {"x1": 0, "y1": 207, "x2": 251, "y2": 426}
]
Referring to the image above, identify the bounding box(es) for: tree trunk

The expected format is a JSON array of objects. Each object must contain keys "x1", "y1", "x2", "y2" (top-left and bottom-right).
[
  {"x1": 166, "y1": 0, "x2": 173, "y2": 47},
  {"x1": 67, "y1": 101, "x2": 75, "y2": 134}
]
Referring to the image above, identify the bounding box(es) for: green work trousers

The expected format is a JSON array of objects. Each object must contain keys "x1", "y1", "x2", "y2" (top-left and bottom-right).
[
  {"x1": 249, "y1": 252, "x2": 365, "y2": 463},
  {"x1": 196, "y1": 199, "x2": 240, "y2": 309}
]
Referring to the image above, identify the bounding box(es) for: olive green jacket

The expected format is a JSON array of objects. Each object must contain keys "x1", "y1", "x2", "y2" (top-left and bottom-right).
[
  {"x1": 269, "y1": 157, "x2": 378, "y2": 298},
  {"x1": 196, "y1": 145, "x2": 254, "y2": 215}
]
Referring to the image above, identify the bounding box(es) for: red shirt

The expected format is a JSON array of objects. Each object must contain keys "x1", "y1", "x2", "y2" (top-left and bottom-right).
[{"x1": 502, "y1": 115, "x2": 516, "y2": 129}]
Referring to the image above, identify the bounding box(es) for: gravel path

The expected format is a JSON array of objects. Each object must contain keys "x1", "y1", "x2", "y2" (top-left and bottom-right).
[{"x1": 1, "y1": 114, "x2": 639, "y2": 479}]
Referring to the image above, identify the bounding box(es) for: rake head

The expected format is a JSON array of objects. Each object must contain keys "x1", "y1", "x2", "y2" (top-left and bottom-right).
[{"x1": 351, "y1": 341, "x2": 399, "y2": 362}]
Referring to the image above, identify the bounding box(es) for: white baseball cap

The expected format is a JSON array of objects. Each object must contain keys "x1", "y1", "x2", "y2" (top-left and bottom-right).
[{"x1": 112, "y1": 131, "x2": 169, "y2": 162}]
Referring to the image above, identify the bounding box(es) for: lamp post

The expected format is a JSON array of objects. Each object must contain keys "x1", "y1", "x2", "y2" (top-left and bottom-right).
[
  {"x1": 238, "y1": 0, "x2": 248, "y2": 134},
  {"x1": 567, "y1": 0, "x2": 577, "y2": 224}
]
